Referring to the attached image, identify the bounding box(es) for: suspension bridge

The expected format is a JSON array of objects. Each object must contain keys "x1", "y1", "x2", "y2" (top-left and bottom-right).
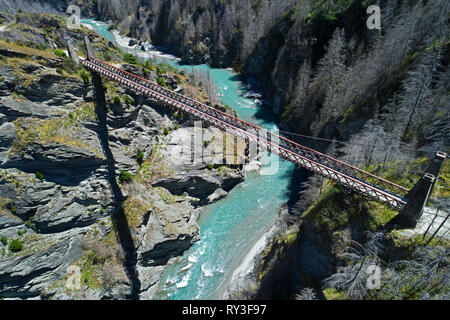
[{"x1": 75, "y1": 36, "x2": 446, "y2": 227}]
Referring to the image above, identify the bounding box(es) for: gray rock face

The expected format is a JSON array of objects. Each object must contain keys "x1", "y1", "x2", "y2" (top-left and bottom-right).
[
  {"x1": 137, "y1": 265, "x2": 165, "y2": 299},
  {"x1": 153, "y1": 171, "x2": 242, "y2": 204},
  {"x1": 6, "y1": 142, "x2": 103, "y2": 167},
  {"x1": 0, "y1": 37, "x2": 245, "y2": 300},
  {"x1": 0, "y1": 0, "x2": 64, "y2": 14},
  {"x1": 136, "y1": 189, "x2": 200, "y2": 267},
  {"x1": 0, "y1": 66, "x2": 16, "y2": 97},
  {"x1": 153, "y1": 127, "x2": 245, "y2": 204},
  {"x1": 0, "y1": 227, "x2": 85, "y2": 299},
  {"x1": 207, "y1": 188, "x2": 228, "y2": 203},
  {"x1": 119, "y1": 183, "x2": 201, "y2": 299},
  {"x1": 18, "y1": 72, "x2": 85, "y2": 106},
  {"x1": 0, "y1": 122, "x2": 16, "y2": 163}
]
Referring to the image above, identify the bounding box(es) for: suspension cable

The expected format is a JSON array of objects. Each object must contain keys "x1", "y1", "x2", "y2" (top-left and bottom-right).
[{"x1": 277, "y1": 129, "x2": 445, "y2": 154}]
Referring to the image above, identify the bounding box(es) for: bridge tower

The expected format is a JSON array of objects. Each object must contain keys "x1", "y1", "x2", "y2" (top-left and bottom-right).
[
  {"x1": 83, "y1": 35, "x2": 96, "y2": 60},
  {"x1": 393, "y1": 151, "x2": 447, "y2": 228},
  {"x1": 64, "y1": 34, "x2": 79, "y2": 65}
]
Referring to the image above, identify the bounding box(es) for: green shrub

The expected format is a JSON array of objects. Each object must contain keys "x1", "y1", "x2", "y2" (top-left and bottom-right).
[
  {"x1": 224, "y1": 104, "x2": 233, "y2": 111},
  {"x1": 35, "y1": 171, "x2": 44, "y2": 181},
  {"x1": 142, "y1": 67, "x2": 149, "y2": 78},
  {"x1": 156, "y1": 66, "x2": 164, "y2": 76},
  {"x1": 157, "y1": 77, "x2": 167, "y2": 87},
  {"x1": 9, "y1": 239, "x2": 23, "y2": 252},
  {"x1": 163, "y1": 128, "x2": 169, "y2": 136},
  {"x1": 53, "y1": 49, "x2": 66, "y2": 57},
  {"x1": 1, "y1": 236, "x2": 7, "y2": 246},
  {"x1": 6, "y1": 201, "x2": 17, "y2": 214},
  {"x1": 145, "y1": 60, "x2": 154, "y2": 71},
  {"x1": 79, "y1": 69, "x2": 91, "y2": 85},
  {"x1": 62, "y1": 57, "x2": 78, "y2": 74},
  {"x1": 123, "y1": 95, "x2": 132, "y2": 105},
  {"x1": 122, "y1": 53, "x2": 139, "y2": 65},
  {"x1": 101, "y1": 51, "x2": 112, "y2": 61},
  {"x1": 207, "y1": 164, "x2": 214, "y2": 170},
  {"x1": 136, "y1": 149, "x2": 144, "y2": 166},
  {"x1": 118, "y1": 171, "x2": 133, "y2": 184},
  {"x1": 113, "y1": 95, "x2": 121, "y2": 104}
]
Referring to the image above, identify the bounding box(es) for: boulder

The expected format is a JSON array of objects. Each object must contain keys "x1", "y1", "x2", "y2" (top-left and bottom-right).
[{"x1": 207, "y1": 188, "x2": 228, "y2": 203}]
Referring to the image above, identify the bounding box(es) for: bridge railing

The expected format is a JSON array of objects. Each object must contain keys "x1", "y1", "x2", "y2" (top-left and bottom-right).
[{"x1": 81, "y1": 57, "x2": 409, "y2": 208}]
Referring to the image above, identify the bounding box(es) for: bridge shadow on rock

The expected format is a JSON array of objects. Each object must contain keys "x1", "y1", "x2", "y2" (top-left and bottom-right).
[{"x1": 90, "y1": 72, "x2": 141, "y2": 299}]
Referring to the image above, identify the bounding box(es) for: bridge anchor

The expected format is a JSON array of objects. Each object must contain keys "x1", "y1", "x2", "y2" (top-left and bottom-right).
[{"x1": 391, "y1": 151, "x2": 447, "y2": 228}]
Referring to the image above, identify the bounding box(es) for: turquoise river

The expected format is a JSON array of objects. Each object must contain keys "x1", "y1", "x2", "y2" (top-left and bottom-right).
[{"x1": 82, "y1": 19, "x2": 296, "y2": 299}]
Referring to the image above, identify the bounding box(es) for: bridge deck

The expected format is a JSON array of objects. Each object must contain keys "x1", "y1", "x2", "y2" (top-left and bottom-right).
[{"x1": 80, "y1": 56, "x2": 409, "y2": 209}]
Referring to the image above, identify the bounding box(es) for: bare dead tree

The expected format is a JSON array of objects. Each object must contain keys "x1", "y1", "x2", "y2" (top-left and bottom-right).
[
  {"x1": 323, "y1": 232, "x2": 386, "y2": 300},
  {"x1": 291, "y1": 175, "x2": 323, "y2": 215},
  {"x1": 295, "y1": 288, "x2": 317, "y2": 300},
  {"x1": 389, "y1": 246, "x2": 450, "y2": 300}
]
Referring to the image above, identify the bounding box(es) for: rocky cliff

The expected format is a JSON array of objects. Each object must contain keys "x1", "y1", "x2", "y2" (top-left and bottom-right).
[{"x1": 0, "y1": 12, "x2": 245, "y2": 299}]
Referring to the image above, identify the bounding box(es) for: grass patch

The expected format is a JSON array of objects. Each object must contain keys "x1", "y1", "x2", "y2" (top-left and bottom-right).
[
  {"x1": 12, "y1": 91, "x2": 26, "y2": 102},
  {"x1": 0, "y1": 38, "x2": 57, "y2": 60},
  {"x1": 75, "y1": 230, "x2": 126, "y2": 290},
  {"x1": 136, "y1": 146, "x2": 174, "y2": 183},
  {"x1": 156, "y1": 187, "x2": 177, "y2": 205},
  {"x1": 285, "y1": 229, "x2": 298, "y2": 247},
  {"x1": 78, "y1": 251, "x2": 103, "y2": 289},
  {"x1": 11, "y1": 118, "x2": 101, "y2": 157},
  {"x1": 70, "y1": 103, "x2": 98, "y2": 122},
  {"x1": 122, "y1": 197, "x2": 153, "y2": 229},
  {"x1": 323, "y1": 287, "x2": 348, "y2": 300},
  {"x1": 52, "y1": 49, "x2": 66, "y2": 57}
]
